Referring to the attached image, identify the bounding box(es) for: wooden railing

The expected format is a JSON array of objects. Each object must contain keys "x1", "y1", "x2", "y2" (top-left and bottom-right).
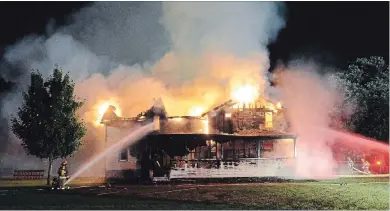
[
  {"x1": 169, "y1": 158, "x2": 292, "y2": 178},
  {"x1": 171, "y1": 158, "x2": 291, "y2": 169}
]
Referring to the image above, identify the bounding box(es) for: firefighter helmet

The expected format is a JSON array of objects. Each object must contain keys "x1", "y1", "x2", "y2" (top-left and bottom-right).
[{"x1": 61, "y1": 160, "x2": 68, "y2": 166}]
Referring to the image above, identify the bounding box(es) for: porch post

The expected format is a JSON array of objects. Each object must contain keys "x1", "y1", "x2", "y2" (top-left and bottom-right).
[
  {"x1": 216, "y1": 141, "x2": 218, "y2": 159},
  {"x1": 243, "y1": 141, "x2": 246, "y2": 158},
  {"x1": 185, "y1": 139, "x2": 188, "y2": 169},
  {"x1": 232, "y1": 140, "x2": 236, "y2": 160},
  {"x1": 220, "y1": 142, "x2": 224, "y2": 160},
  {"x1": 293, "y1": 138, "x2": 297, "y2": 158},
  {"x1": 256, "y1": 140, "x2": 261, "y2": 158}
]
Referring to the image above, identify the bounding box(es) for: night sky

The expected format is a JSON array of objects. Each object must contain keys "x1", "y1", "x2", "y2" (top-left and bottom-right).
[{"x1": 0, "y1": 1, "x2": 388, "y2": 89}]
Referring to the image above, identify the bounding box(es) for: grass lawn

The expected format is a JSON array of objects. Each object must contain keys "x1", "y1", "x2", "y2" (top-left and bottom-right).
[{"x1": 0, "y1": 176, "x2": 388, "y2": 210}]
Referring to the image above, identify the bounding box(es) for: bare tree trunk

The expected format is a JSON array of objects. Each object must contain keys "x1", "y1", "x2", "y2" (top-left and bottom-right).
[{"x1": 46, "y1": 158, "x2": 53, "y2": 185}]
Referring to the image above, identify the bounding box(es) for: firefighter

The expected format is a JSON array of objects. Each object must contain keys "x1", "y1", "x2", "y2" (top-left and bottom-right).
[
  {"x1": 57, "y1": 160, "x2": 69, "y2": 189},
  {"x1": 361, "y1": 158, "x2": 371, "y2": 174},
  {"x1": 347, "y1": 157, "x2": 355, "y2": 174},
  {"x1": 152, "y1": 152, "x2": 162, "y2": 178}
]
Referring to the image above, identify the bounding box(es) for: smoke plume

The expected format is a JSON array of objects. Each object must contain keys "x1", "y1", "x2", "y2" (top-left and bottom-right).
[
  {"x1": 0, "y1": 2, "x2": 285, "y2": 175},
  {"x1": 273, "y1": 61, "x2": 342, "y2": 179}
]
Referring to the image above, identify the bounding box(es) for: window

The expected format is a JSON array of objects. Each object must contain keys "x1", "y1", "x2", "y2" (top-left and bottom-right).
[
  {"x1": 222, "y1": 140, "x2": 258, "y2": 159},
  {"x1": 223, "y1": 149, "x2": 234, "y2": 160},
  {"x1": 236, "y1": 141, "x2": 256, "y2": 158},
  {"x1": 263, "y1": 141, "x2": 273, "y2": 150},
  {"x1": 199, "y1": 145, "x2": 211, "y2": 159},
  {"x1": 247, "y1": 141, "x2": 258, "y2": 158},
  {"x1": 222, "y1": 141, "x2": 235, "y2": 160},
  {"x1": 119, "y1": 149, "x2": 128, "y2": 161}
]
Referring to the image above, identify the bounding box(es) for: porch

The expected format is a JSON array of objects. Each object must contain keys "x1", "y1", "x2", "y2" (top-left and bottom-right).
[{"x1": 145, "y1": 133, "x2": 297, "y2": 179}]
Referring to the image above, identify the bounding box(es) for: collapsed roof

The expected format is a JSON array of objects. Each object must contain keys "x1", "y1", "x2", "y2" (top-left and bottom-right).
[
  {"x1": 100, "y1": 96, "x2": 293, "y2": 137},
  {"x1": 135, "y1": 98, "x2": 168, "y2": 121}
]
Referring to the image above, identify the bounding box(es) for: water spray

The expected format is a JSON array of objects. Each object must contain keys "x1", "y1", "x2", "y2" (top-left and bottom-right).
[
  {"x1": 312, "y1": 126, "x2": 388, "y2": 152},
  {"x1": 65, "y1": 123, "x2": 154, "y2": 185}
]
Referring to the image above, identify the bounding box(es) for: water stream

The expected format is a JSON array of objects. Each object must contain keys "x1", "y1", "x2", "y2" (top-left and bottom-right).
[{"x1": 65, "y1": 123, "x2": 154, "y2": 185}]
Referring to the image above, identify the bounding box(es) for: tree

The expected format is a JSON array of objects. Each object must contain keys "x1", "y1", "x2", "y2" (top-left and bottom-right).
[
  {"x1": 329, "y1": 56, "x2": 389, "y2": 141},
  {"x1": 11, "y1": 67, "x2": 86, "y2": 185}
]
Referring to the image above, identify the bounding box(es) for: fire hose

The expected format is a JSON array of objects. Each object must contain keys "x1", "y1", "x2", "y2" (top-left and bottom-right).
[
  {"x1": 350, "y1": 166, "x2": 371, "y2": 175},
  {"x1": 51, "y1": 176, "x2": 70, "y2": 190}
]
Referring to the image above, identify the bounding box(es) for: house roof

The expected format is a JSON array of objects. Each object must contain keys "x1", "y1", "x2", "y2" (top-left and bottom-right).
[
  {"x1": 200, "y1": 96, "x2": 280, "y2": 117},
  {"x1": 200, "y1": 99, "x2": 236, "y2": 117}
]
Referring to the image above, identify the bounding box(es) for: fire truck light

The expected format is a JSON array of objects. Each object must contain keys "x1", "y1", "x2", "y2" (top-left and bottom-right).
[{"x1": 376, "y1": 161, "x2": 381, "y2": 165}]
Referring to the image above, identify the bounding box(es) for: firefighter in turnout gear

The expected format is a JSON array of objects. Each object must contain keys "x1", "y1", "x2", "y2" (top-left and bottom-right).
[
  {"x1": 57, "y1": 160, "x2": 69, "y2": 189},
  {"x1": 361, "y1": 158, "x2": 371, "y2": 174},
  {"x1": 347, "y1": 157, "x2": 355, "y2": 174}
]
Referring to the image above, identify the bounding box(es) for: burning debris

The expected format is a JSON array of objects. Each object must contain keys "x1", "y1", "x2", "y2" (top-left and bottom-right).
[
  {"x1": 96, "y1": 101, "x2": 122, "y2": 126},
  {"x1": 99, "y1": 87, "x2": 287, "y2": 137},
  {"x1": 101, "y1": 105, "x2": 120, "y2": 123}
]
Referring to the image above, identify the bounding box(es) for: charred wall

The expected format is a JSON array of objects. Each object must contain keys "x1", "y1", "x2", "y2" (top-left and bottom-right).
[{"x1": 210, "y1": 107, "x2": 278, "y2": 134}]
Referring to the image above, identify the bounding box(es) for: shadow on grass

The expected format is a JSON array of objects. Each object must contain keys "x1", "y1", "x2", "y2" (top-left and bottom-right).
[
  {"x1": 0, "y1": 189, "x2": 257, "y2": 210},
  {"x1": 1, "y1": 183, "x2": 389, "y2": 210}
]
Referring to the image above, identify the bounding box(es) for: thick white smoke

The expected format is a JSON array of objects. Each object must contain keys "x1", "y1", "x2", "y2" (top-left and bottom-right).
[
  {"x1": 0, "y1": 2, "x2": 286, "y2": 176},
  {"x1": 272, "y1": 61, "x2": 343, "y2": 179}
]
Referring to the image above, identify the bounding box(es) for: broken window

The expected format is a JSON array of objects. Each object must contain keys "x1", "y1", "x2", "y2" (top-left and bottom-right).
[
  {"x1": 222, "y1": 140, "x2": 258, "y2": 159},
  {"x1": 222, "y1": 141, "x2": 235, "y2": 160},
  {"x1": 235, "y1": 140, "x2": 252, "y2": 158},
  {"x1": 199, "y1": 145, "x2": 211, "y2": 159},
  {"x1": 247, "y1": 141, "x2": 258, "y2": 158}
]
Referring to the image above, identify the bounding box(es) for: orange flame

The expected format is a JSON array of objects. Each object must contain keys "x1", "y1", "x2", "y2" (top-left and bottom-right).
[
  {"x1": 231, "y1": 84, "x2": 259, "y2": 104},
  {"x1": 188, "y1": 106, "x2": 205, "y2": 116},
  {"x1": 94, "y1": 100, "x2": 121, "y2": 126},
  {"x1": 277, "y1": 102, "x2": 282, "y2": 109},
  {"x1": 202, "y1": 119, "x2": 209, "y2": 134}
]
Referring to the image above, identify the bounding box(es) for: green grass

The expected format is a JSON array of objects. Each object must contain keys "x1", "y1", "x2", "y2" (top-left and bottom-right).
[{"x1": 0, "y1": 176, "x2": 388, "y2": 210}]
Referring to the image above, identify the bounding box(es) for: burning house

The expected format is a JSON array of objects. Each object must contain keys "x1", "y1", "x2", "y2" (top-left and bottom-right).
[{"x1": 100, "y1": 96, "x2": 297, "y2": 181}]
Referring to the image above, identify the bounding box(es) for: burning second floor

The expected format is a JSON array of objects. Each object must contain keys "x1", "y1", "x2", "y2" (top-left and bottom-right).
[{"x1": 100, "y1": 96, "x2": 289, "y2": 136}]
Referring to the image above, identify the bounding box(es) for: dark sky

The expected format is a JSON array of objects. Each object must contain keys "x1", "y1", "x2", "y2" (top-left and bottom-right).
[
  {"x1": 0, "y1": 1, "x2": 388, "y2": 84},
  {"x1": 269, "y1": 2, "x2": 389, "y2": 69}
]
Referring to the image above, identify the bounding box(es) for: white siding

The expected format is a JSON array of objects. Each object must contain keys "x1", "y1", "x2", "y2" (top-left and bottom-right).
[{"x1": 105, "y1": 126, "x2": 137, "y2": 171}]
